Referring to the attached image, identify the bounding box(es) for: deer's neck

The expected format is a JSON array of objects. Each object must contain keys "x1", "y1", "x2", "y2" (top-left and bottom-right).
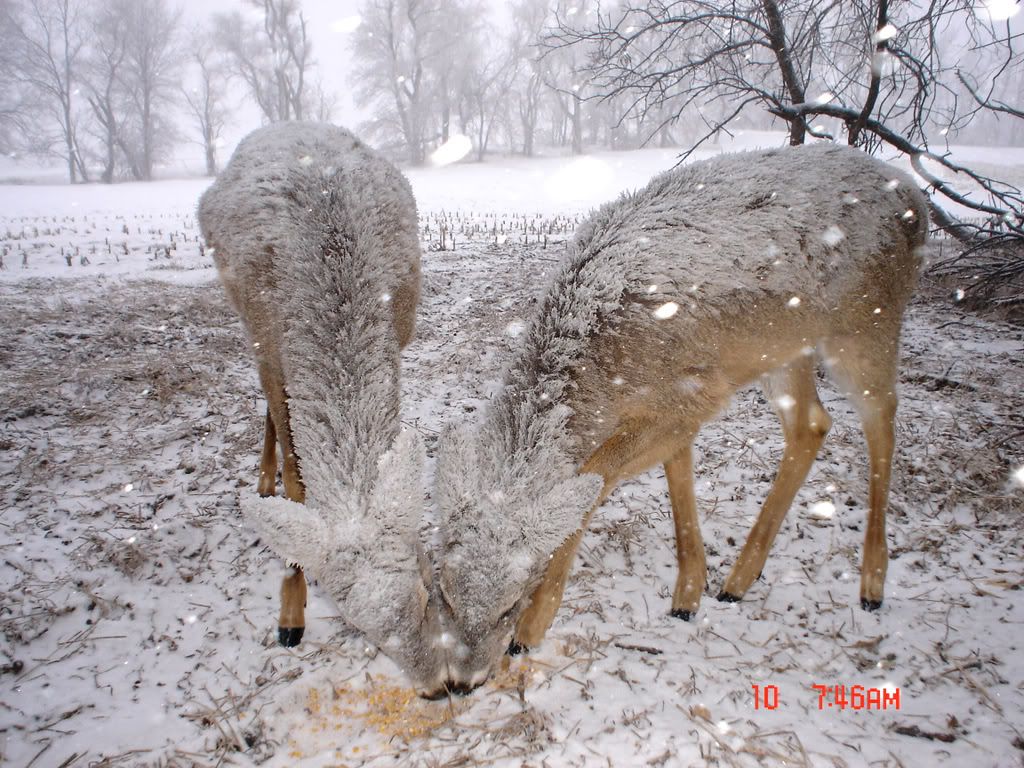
[{"x1": 279, "y1": 237, "x2": 402, "y2": 507}]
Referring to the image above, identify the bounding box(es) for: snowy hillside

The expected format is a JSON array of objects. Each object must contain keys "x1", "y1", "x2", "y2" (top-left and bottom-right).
[{"x1": 1, "y1": 138, "x2": 1022, "y2": 767}]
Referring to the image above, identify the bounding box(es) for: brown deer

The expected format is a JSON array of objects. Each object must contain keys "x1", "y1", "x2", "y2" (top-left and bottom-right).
[
  {"x1": 198, "y1": 122, "x2": 445, "y2": 693},
  {"x1": 429, "y1": 142, "x2": 927, "y2": 696}
]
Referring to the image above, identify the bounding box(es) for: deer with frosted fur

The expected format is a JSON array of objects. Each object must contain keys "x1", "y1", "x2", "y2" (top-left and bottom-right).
[
  {"x1": 432, "y1": 142, "x2": 928, "y2": 695},
  {"x1": 198, "y1": 122, "x2": 445, "y2": 694}
]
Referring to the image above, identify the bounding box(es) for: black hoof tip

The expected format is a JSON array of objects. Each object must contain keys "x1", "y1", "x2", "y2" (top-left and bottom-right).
[
  {"x1": 717, "y1": 592, "x2": 741, "y2": 603},
  {"x1": 670, "y1": 608, "x2": 693, "y2": 621},
  {"x1": 507, "y1": 639, "x2": 528, "y2": 656},
  {"x1": 278, "y1": 626, "x2": 304, "y2": 647},
  {"x1": 861, "y1": 598, "x2": 883, "y2": 612}
]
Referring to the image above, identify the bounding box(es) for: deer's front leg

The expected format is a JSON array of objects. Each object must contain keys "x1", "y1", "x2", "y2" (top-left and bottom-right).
[
  {"x1": 511, "y1": 525, "x2": 588, "y2": 652},
  {"x1": 665, "y1": 445, "x2": 707, "y2": 620}
]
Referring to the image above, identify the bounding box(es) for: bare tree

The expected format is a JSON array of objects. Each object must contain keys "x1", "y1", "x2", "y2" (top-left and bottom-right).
[
  {"x1": 114, "y1": 0, "x2": 182, "y2": 181},
  {"x1": 353, "y1": 0, "x2": 453, "y2": 164},
  {"x1": 507, "y1": 0, "x2": 551, "y2": 156},
  {"x1": 82, "y1": 0, "x2": 128, "y2": 182},
  {"x1": 2, "y1": 0, "x2": 89, "y2": 182},
  {"x1": 214, "y1": 0, "x2": 315, "y2": 123},
  {"x1": 182, "y1": 29, "x2": 230, "y2": 176},
  {"x1": 548, "y1": 1, "x2": 1023, "y2": 239}
]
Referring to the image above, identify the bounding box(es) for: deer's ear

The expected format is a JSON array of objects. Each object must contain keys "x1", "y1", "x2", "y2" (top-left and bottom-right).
[
  {"x1": 435, "y1": 422, "x2": 481, "y2": 529},
  {"x1": 369, "y1": 428, "x2": 425, "y2": 535},
  {"x1": 239, "y1": 490, "x2": 328, "y2": 570}
]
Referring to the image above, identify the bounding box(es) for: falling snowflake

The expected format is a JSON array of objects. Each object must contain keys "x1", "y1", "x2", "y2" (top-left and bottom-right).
[
  {"x1": 776, "y1": 394, "x2": 796, "y2": 410},
  {"x1": 298, "y1": 155, "x2": 313, "y2": 167},
  {"x1": 822, "y1": 226, "x2": 845, "y2": 246},
  {"x1": 885, "y1": 179, "x2": 900, "y2": 190},
  {"x1": 809, "y1": 501, "x2": 835, "y2": 520},
  {"x1": 787, "y1": 296, "x2": 802, "y2": 307},
  {"x1": 1011, "y1": 465, "x2": 1024, "y2": 488},
  {"x1": 873, "y1": 24, "x2": 898, "y2": 43},
  {"x1": 505, "y1": 320, "x2": 526, "y2": 338},
  {"x1": 654, "y1": 301, "x2": 679, "y2": 319},
  {"x1": 123, "y1": 483, "x2": 134, "y2": 493},
  {"x1": 429, "y1": 134, "x2": 472, "y2": 167},
  {"x1": 330, "y1": 15, "x2": 362, "y2": 33},
  {"x1": 978, "y1": 0, "x2": 1020, "y2": 21}
]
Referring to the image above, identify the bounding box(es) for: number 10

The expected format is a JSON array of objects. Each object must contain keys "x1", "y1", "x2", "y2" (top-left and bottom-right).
[{"x1": 752, "y1": 684, "x2": 780, "y2": 710}]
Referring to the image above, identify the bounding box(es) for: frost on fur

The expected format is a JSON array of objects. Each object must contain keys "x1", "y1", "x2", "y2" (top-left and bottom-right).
[
  {"x1": 433, "y1": 142, "x2": 928, "y2": 694},
  {"x1": 198, "y1": 122, "x2": 439, "y2": 691}
]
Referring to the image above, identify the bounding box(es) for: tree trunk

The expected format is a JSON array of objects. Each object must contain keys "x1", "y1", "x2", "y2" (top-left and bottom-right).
[{"x1": 761, "y1": 0, "x2": 806, "y2": 145}]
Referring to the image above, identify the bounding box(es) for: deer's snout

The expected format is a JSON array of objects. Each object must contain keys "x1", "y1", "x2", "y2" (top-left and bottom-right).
[{"x1": 419, "y1": 677, "x2": 486, "y2": 700}]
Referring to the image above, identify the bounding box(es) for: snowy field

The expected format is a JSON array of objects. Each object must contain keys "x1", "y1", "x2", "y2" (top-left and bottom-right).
[{"x1": 1, "y1": 135, "x2": 1023, "y2": 767}]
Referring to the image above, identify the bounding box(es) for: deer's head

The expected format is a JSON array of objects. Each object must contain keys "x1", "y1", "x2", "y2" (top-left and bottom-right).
[
  {"x1": 241, "y1": 429, "x2": 447, "y2": 695},
  {"x1": 430, "y1": 421, "x2": 603, "y2": 695}
]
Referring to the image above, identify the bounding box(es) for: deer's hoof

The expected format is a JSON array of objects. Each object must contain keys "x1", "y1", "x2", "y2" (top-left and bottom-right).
[
  {"x1": 716, "y1": 591, "x2": 741, "y2": 603},
  {"x1": 670, "y1": 608, "x2": 694, "y2": 621},
  {"x1": 860, "y1": 598, "x2": 883, "y2": 612},
  {"x1": 278, "y1": 626, "x2": 304, "y2": 647},
  {"x1": 507, "y1": 639, "x2": 529, "y2": 656}
]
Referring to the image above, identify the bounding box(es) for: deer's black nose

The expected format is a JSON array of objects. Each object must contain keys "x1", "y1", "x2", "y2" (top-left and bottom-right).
[{"x1": 420, "y1": 679, "x2": 484, "y2": 699}]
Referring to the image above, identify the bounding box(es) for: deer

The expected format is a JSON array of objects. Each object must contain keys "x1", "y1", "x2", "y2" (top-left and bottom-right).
[
  {"x1": 429, "y1": 142, "x2": 928, "y2": 696},
  {"x1": 198, "y1": 122, "x2": 445, "y2": 694}
]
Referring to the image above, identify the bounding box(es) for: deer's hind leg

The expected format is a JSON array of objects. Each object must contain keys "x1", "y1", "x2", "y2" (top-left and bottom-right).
[
  {"x1": 256, "y1": 359, "x2": 308, "y2": 647},
  {"x1": 820, "y1": 327, "x2": 900, "y2": 611},
  {"x1": 719, "y1": 355, "x2": 831, "y2": 602}
]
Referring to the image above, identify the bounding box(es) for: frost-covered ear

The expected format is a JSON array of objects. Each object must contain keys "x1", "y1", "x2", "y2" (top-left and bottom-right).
[
  {"x1": 522, "y1": 473, "x2": 605, "y2": 556},
  {"x1": 239, "y1": 489, "x2": 329, "y2": 569},
  {"x1": 369, "y1": 429, "x2": 426, "y2": 535},
  {"x1": 435, "y1": 422, "x2": 481, "y2": 528}
]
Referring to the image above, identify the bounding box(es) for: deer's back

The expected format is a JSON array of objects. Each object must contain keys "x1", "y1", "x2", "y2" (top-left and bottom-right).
[
  {"x1": 197, "y1": 122, "x2": 421, "y2": 349},
  {"x1": 529, "y1": 144, "x2": 927, "y2": 458}
]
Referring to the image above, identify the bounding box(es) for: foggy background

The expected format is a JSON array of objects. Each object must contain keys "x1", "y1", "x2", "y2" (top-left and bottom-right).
[{"x1": 1, "y1": 0, "x2": 1022, "y2": 183}]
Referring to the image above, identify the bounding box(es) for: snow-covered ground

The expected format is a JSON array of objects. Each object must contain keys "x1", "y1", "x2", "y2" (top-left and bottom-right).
[{"x1": 1, "y1": 135, "x2": 1023, "y2": 767}]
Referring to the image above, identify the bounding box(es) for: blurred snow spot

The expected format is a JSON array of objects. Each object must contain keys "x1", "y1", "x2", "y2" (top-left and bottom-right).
[
  {"x1": 127, "y1": 536, "x2": 137, "y2": 544},
  {"x1": 647, "y1": 284, "x2": 658, "y2": 293},
  {"x1": 1011, "y1": 465, "x2": 1024, "y2": 488},
  {"x1": 809, "y1": 501, "x2": 835, "y2": 520},
  {"x1": 822, "y1": 226, "x2": 845, "y2": 246},
  {"x1": 654, "y1": 301, "x2": 679, "y2": 319},
  {"x1": 885, "y1": 179, "x2": 900, "y2": 190},
  {"x1": 505, "y1": 320, "x2": 526, "y2": 338},
  {"x1": 430, "y1": 134, "x2": 472, "y2": 167},
  {"x1": 716, "y1": 720, "x2": 731, "y2": 735},
  {"x1": 902, "y1": 209, "x2": 916, "y2": 221},
  {"x1": 612, "y1": 376, "x2": 625, "y2": 386},
  {"x1": 978, "y1": 0, "x2": 1020, "y2": 20},
  {"x1": 873, "y1": 23, "x2": 898, "y2": 42},
  {"x1": 874, "y1": 307, "x2": 882, "y2": 314},
  {"x1": 776, "y1": 394, "x2": 796, "y2": 411},
  {"x1": 123, "y1": 483, "x2": 134, "y2": 493},
  {"x1": 298, "y1": 155, "x2": 313, "y2": 167},
  {"x1": 330, "y1": 15, "x2": 362, "y2": 33},
  {"x1": 545, "y1": 156, "x2": 614, "y2": 203},
  {"x1": 186, "y1": 615, "x2": 197, "y2": 624},
  {"x1": 787, "y1": 296, "x2": 801, "y2": 307},
  {"x1": 380, "y1": 292, "x2": 391, "y2": 303},
  {"x1": 204, "y1": 247, "x2": 216, "y2": 259},
  {"x1": 872, "y1": 51, "x2": 898, "y2": 76},
  {"x1": 842, "y1": 194, "x2": 859, "y2": 205},
  {"x1": 814, "y1": 92, "x2": 834, "y2": 105}
]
